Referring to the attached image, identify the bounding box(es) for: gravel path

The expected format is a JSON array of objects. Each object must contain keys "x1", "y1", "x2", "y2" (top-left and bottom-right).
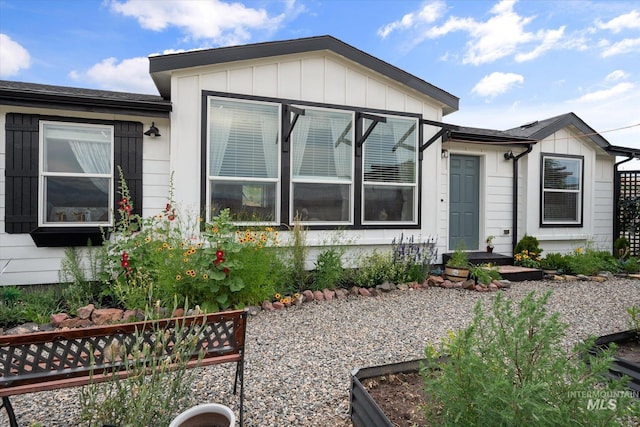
[{"x1": 3, "y1": 278, "x2": 640, "y2": 426}]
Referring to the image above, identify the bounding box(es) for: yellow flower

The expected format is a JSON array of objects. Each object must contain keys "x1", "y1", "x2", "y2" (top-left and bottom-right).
[
  {"x1": 197, "y1": 242, "x2": 203, "y2": 248},
  {"x1": 162, "y1": 242, "x2": 168, "y2": 248},
  {"x1": 274, "y1": 293, "x2": 281, "y2": 300},
  {"x1": 180, "y1": 242, "x2": 186, "y2": 248},
  {"x1": 157, "y1": 247, "x2": 162, "y2": 252},
  {"x1": 212, "y1": 226, "x2": 219, "y2": 233},
  {"x1": 176, "y1": 274, "x2": 182, "y2": 281},
  {"x1": 294, "y1": 293, "x2": 300, "y2": 299},
  {"x1": 145, "y1": 237, "x2": 151, "y2": 243},
  {"x1": 576, "y1": 247, "x2": 584, "y2": 253},
  {"x1": 202, "y1": 273, "x2": 209, "y2": 280},
  {"x1": 183, "y1": 258, "x2": 189, "y2": 263}
]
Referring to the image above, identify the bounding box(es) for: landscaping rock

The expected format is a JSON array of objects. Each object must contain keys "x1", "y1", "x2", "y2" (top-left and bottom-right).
[
  {"x1": 564, "y1": 275, "x2": 578, "y2": 281},
  {"x1": 76, "y1": 304, "x2": 95, "y2": 320},
  {"x1": 292, "y1": 294, "x2": 304, "y2": 305},
  {"x1": 91, "y1": 308, "x2": 123, "y2": 326},
  {"x1": 272, "y1": 301, "x2": 285, "y2": 310},
  {"x1": 59, "y1": 318, "x2": 92, "y2": 329},
  {"x1": 261, "y1": 300, "x2": 274, "y2": 311},
  {"x1": 358, "y1": 287, "x2": 371, "y2": 297},
  {"x1": 172, "y1": 308, "x2": 185, "y2": 317},
  {"x1": 377, "y1": 281, "x2": 395, "y2": 292},
  {"x1": 463, "y1": 280, "x2": 476, "y2": 290},
  {"x1": 313, "y1": 290, "x2": 325, "y2": 301},
  {"x1": 5, "y1": 322, "x2": 39, "y2": 335},
  {"x1": 396, "y1": 283, "x2": 409, "y2": 291},
  {"x1": 323, "y1": 289, "x2": 335, "y2": 301},
  {"x1": 427, "y1": 275, "x2": 444, "y2": 287},
  {"x1": 590, "y1": 276, "x2": 607, "y2": 283},
  {"x1": 50, "y1": 313, "x2": 70, "y2": 327},
  {"x1": 576, "y1": 274, "x2": 590, "y2": 281},
  {"x1": 334, "y1": 288, "x2": 347, "y2": 300},
  {"x1": 303, "y1": 290, "x2": 314, "y2": 302}
]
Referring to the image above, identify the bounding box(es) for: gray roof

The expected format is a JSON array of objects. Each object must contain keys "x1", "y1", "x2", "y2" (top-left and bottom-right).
[
  {"x1": 149, "y1": 35, "x2": 459, "y2": 115},
  {"x1": 448, "y1": 124, "x2": 535, "y2": 145},
  {"x1": 0, "y1": 80, "x2": 171, "y2": 117}
]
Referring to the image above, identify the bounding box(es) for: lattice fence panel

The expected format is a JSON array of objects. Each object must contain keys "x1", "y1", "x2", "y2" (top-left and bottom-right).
[{"x1": 616, "y1": 170, "x2": 640, "y2": 258}]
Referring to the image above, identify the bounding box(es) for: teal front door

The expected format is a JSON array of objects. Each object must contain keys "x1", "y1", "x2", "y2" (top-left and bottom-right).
[{"x1": 449, "y1": 155, "x2": 479, "y2": 250}]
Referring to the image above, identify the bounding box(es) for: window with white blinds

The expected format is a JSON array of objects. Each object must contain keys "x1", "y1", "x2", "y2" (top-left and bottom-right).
[
  {"x1": 208, "y1": 97, "x2": 280, "y2": 223},
  {"x1": 541, "y1": 154, "x2": 583, "y2": 225},
  {"x1": 291, "y1": 108, "x2": 354, "y2": 223},
  {"x1": 362, "y1": 116, "x2": 418, "y2": 224}
]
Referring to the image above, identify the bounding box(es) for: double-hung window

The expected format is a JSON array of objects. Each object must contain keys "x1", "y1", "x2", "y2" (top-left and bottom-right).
[
  {"x1": 541, "y1": 154, "x2": 583, "y2": 226},
  {"x1": 362, "y1": 116, "x2": 418, "y2": 224},
  {"x1": 207, "y1": 97, "x2": 280, "y2": 224},
  {"x1": 40, "y1": 122, "x2": 114, "y2": 226},
  {"x1": 290, "y1": 107, "x2": 354, "y2": 224}
]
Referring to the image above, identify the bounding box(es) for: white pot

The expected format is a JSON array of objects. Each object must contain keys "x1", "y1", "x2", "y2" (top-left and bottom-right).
[{"x1": 169, "y1": 403, "x2": 236, "y2": 427}]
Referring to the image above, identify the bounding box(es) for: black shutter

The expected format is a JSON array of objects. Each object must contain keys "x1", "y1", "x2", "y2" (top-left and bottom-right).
[
  {"x1": 114, "y1": 121, "x2": 143, "y2": 216},
  {"x1": 5, "y1": 113, "x2": 39, "y2": 234}
]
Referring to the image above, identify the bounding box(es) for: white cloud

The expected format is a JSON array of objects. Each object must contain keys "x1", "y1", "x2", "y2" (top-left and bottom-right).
[
  {"x1": 514, "y1": 26, "x2": 565, "y2": 62},
  {"x1": 70, "y1": 56, "x2": 157, "y2": 94},
  {"x1": 378, "y1": 1, "x2": 445, "y2": 38},
  {"x1": 421, "y1": 0, "x2": 566, "y2": 65},
  {"x1": 109, "y1": 0, "x2": 287, "y2": 46},
  {"x1": 601, "y1": 37, "x2": 640, "y2": 57},
  {"x1": 606, "y1": 70, "x2": 630, "y2": 82},
  {"x1": 596, "y1": 10, "x2": 640, "y2": 33},
  {"x1": 471, "y1": 72, "x2": 524, "y2": 98},
  {"x1": 0, "y1": 34, "x2": 31, "y2": 77},
  {"x1": 573, "y1": 82, "x2": 635, "y2": 103}
]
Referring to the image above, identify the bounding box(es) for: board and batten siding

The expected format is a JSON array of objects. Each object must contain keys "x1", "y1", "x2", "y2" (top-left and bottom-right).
[
  {"x1": 0, "y1": 106, "x2": 171, "y2": 286},
  {"x1": 168, "y1": 50, "x2": 447, "y2": 250},
  {"x1": 519, "y1": 128, "x2": 615, "y2": 254}
]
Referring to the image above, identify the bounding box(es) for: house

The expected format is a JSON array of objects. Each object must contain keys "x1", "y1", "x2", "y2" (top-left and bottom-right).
[{"x1": 1, "y1": 35, "x2": 638, "y2": 286}]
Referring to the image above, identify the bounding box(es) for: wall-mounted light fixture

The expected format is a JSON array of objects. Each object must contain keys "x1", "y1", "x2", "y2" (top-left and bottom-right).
[
  {"x1": 504, "y1": 150, "x2": 515, "y2": 160},
  {"x1": 441, "y1": 149, "x2": 449, "y2": 158},
  {"x1": 144, "y1": 122, "x2": 161, "y2": 137}
]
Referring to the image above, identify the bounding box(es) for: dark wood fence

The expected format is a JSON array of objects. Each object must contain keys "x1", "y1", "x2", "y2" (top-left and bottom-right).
[{"x1": 615, "y1": 170, "x2": 640, "y2": 257}]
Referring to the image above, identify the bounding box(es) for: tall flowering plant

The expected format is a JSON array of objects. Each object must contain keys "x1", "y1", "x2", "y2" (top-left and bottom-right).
[{"x1": 101, "y1": 172, "x2": 279, "y2": 312}]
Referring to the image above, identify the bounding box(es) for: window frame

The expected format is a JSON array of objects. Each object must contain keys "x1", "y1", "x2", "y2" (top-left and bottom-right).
[
  {"x1": 205, "y1": 96, "x2": 282, "y2": 226},
  {"x1": 361, "y1": 114, "x2": 420, "y2": 226},
  {"x1": 539, "y1": 153, "x2": 584, "y2": 227},
  {"x1": 38, "y1": 120, "x2": 115, "y2": 228},
  {"x1": 289, "y1": 105, "x2": 355, "y2": 226},
  {"x1": 201, "y1": 91, "x2": 423, "y2": 230}
]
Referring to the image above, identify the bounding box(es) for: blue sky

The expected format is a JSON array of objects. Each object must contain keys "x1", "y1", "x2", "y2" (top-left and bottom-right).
[{"x1": 1, "y1": 0, "x2": 639, "y2": 164}]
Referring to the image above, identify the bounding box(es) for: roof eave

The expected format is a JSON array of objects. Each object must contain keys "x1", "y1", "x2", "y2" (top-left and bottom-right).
[
  {"x1": 0, "y1": 88, "x2": 171, "y2": 118},
  {"x1": 149, "y1": 36, "x2": 459, "y2": 114}
]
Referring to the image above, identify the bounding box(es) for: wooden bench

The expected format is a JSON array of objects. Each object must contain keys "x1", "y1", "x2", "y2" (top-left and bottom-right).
[{"x1": 1, "y1": 309, "x2": 247, "y2": 427}]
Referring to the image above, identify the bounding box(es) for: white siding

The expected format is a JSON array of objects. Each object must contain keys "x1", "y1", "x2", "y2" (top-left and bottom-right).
[{"x1": 0, "y1": 106, "x2": 170, "y2": 286}]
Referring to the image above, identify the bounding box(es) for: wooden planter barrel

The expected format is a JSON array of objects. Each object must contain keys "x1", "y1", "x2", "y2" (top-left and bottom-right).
[{"x1": 445, "y1": 266, "x2": 469, "y2": 282}]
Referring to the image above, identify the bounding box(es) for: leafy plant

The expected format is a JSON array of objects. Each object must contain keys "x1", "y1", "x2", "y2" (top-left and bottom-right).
[
  {"x1": 513, "y1": 234, "x2": 542, "y2": 257},
  {"x1": 313, "y1": 247, "x2": 344, "y2": 290},
  {"x1": 391, "y1": 234, "x2": 438, "y2": 283},
  {"x1": 514, "y1": 249, "x2": 542, "y2": 268},
  {"x1": 564, "y1": 245, "x2": 620, "y2": 276},
  {"x1": 422, "y1": 291, "x2": 639, "y2": 426},
  {"x1": 614, "y1": 237, "x2": 630, "y2": 259},
  {"x1": 79, "y1": 313, "x2": 206, "y2": 426},
  {"x1": 621, "y1": 256, "x2": 640, "y2": 274},
  {"x1": 469, "y1": 263, "x2": 501, "y2": 285},
  {"x1": 446, "y1": 243, "x2": 469, "y2": 268},
  {"x1": 540, "y1": 252, "x2": 568, "y2": 273},
  {"x1": 352, "y1": 251, "x2": 395, "y2": 288},
  {"x1": 627, "y1": 305, "x2": 640, "y2": 333},
  {"x1": 1, "y1": 286, "x2": 22, "y2": 307},
  {"x1": 60, "y1": 246, "x2": 104, "y2": 312}
]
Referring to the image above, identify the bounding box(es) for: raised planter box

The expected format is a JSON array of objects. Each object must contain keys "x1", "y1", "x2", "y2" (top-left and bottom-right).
[
  {"x1": 350, "y1": 359, "x2": 425, "y2": 427},
  {"x1": 589, "y1": 330, "x2": 640, "y2": 394}
]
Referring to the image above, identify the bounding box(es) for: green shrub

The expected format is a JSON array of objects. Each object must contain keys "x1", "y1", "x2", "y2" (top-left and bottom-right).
[
  {"x1": 514, "y1": 234, "x2": 542, "y2": 257},
  {"x1": 353, "y1": 251, "x2": 395, "y2": 288},
  {"x1": 564, "y1": 245, "x2": 620, "y2": 276},
  {"x1": 60, "y1": 246, "x2": 105, "y2": 312},
  {"x1": 540, "y1": 252, "x2": 569, "y2": 272},
  {"x1": 313, "y1": 247, "x2": 344, "y2": 290},
  {"x1": 422, "y1": 291, "x2": 639, "y2": 426},
  {"x1": 469, "y1": 264, "x2": 501, "y2": 285},
  {"x1": 621, "y1": 256, "x2": 640, "y2": 274}
]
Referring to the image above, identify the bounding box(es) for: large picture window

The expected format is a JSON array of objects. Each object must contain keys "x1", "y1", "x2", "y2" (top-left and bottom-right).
[
  {"x1": 204, "y1": 94, "x2": 422, "y2": 229},
  {"x1": 541, "y1": 154, "x2": 583, "y2": 226},
  {"x1": 291, "y1": 108, "x2": 354, "y2": 224},
  {"x1": 40, "y1": 122, "x2": 114, "y2": 226},
  {"x1": 362, "y1": 116, "x2": 418, "y2": 224},
  {"x1": 207, "y1": 97, "x2": 280, "y2": 223}
]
